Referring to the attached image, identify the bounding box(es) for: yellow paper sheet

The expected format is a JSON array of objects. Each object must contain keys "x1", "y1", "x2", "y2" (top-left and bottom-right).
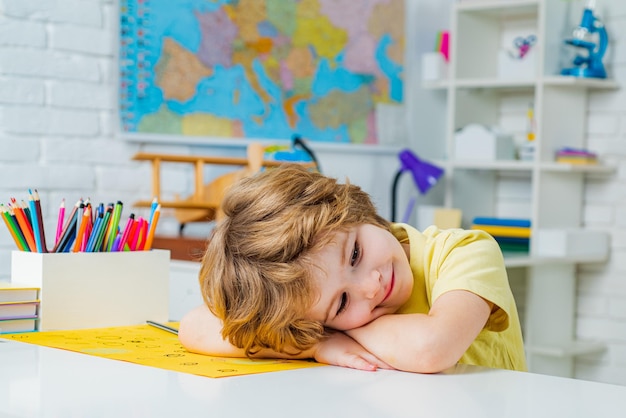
[{"x1": 1, "y1": 323, "x2": 324, "y2": 378}]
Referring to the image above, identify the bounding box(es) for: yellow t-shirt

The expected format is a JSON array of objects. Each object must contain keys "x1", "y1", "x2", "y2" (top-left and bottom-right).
[{"x1": 392, "y1": 223, "x2": 527, "y2": 372}]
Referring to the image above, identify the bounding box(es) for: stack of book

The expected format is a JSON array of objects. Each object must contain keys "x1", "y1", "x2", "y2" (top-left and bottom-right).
[
  {"x1": 0, "y1": 282, "x2": 40, "y2": 334},
  {"x1": 555, "y1": 147, "x2": 598, "y2": 165},
  {"x1": 470, "y1": 217, "x2": 531, "y2": 253}
]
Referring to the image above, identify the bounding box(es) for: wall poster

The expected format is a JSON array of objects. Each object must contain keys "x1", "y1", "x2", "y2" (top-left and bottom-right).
[{"x1": 119, "y1": 0, "x2": 405, "y2": 145}]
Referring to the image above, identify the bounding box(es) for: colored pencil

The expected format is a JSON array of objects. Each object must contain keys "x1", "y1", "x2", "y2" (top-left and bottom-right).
[
  {"x1": 21, "y1": 200, "x2": 32, "y2": 228},
  {"x1": 116, "y1": 214, "x2": 135, "y2": 251},
  {"x1": 127, "y1": 217, "x2": 141, "y2": 251},
  {"x1": 55, "y1": 214, "x2": 78, "y2": 253},
  {"x1": 33, "y1": 190, "x2": 47, "y2": 251},
  {"x1": 111, "y1": 235, "x2": 121, "y2": 252},
  {"x1": 81, "y1": 204, "x2": 94, "y2": 252},
  {"x1": 6, "y1": 206, "x2": 30, "y2": 251},
  {"x1": 55, "y1": 199, "x2": 65, "y2": 243},
  {"x1": 146, "y1": 320, "x2": 178, "y2": 335},
  {"x1": 0, "y1": 204, "x2": 29, "y2": 251},
  {"x1": 93, "y1": 205, "x2": 113, "y2": 252},
  {"x1": 143, "y1": 204, "x2": 160, "y2": 250},
  {"x1": 138, "y1": 218, "x2": 148, "y2": 250},
  {"x1": 5, "y1": 192, "x2": 163, "y2": 253},
  {"x1": 27, "y1": 194, "x2": 42, "y2": 252},
  {"x1": 148, "y1": 197, "x2": 158, "y2": 225},
  {"x1": 72, "y1": 206, "x2": 92, "y2": 252},
  {"x1": 53, "y1": 199, "x2": 82, "y2": 252},
  {"x1": 105, "y1": 201, "x2": 123, "y2": 252},
  {"x1": 29, "y1": 190, "x2": 48, "y2": 252},
  {"x1": 10, "y1": 199, "x2": 36, "y2": 252},
  {"x1": 85, "y1": 212, "x2": 104, "y2": 252}
]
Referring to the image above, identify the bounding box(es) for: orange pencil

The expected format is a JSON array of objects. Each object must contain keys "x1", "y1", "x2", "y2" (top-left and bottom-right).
[
  {"x1": 143, "y1": 204, "x2": 160, "y2": 250},
  {"x1": 72, "y1": 206, "x2": 91, "y2": 252},
  {"x1": 10, "y1": 199, "x2": 36, "y2": 252},
  {"x1": 81, "y1": 207, "x2": 94, "y2": 252}
]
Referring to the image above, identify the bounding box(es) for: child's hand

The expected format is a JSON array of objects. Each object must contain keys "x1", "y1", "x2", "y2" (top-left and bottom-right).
[{"x1": 313, "y1": 330, "x2": 394, "y2": 371}]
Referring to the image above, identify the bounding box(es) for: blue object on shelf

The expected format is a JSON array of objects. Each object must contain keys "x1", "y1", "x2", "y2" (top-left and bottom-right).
[{"x1": 561, "y1": 2, "x2": 608, "y2": 79}]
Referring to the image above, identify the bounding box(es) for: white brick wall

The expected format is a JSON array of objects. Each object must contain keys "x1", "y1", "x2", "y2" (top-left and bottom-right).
[
  {"x1": 0, "y1": 0, "x2": 158, "y2": 277},
  {"x1": 1, "y1": 0, "x2": 626, "y2": 386},
  {"x1": 576, "y1": 1, "x2": 626, "y2": 386}
]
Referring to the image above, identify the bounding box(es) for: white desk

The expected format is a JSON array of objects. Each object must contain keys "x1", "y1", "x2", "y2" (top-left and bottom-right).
[{"x1": 1, "y1": 339, "x2": 625, "y2": 418}]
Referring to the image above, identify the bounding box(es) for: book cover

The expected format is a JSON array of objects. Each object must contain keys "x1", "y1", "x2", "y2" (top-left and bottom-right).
[
  {"x1": 0, "y1": 317, "x2": 38, "y2": 333},
  {"x1": 471, "y1": 225, "x2": 531, "y2": 238},
  {"x1": 472, "y1": 217, "x2": 531, "y2": 228},
  {"x1": 0, "y1": 282, "x2": 40, "y2": 304},
  {"x1": 0, "y1": 301, "x2": 39, "y2": 320},
  {"x1": 493, "y1": 236, "x2": 530, "y2": 245}
]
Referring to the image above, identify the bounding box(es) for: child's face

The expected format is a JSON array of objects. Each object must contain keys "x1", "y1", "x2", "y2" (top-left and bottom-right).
[{"x1": 306, "y1": 224, "x2": 413, "y2": 331}]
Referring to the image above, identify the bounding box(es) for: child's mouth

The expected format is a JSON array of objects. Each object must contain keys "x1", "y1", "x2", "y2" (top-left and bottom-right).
[{"x1": 382, "y1": 272, "x2": 395, "y2": 303}]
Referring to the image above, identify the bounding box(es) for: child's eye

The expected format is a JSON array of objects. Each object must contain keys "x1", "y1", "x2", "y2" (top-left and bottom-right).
[
  {"x1": 337, "y1": 292, "x2": 348, "y2": 315},
  {"x1": 350, "y1": 241, "x2": 360, "y2": 266}
]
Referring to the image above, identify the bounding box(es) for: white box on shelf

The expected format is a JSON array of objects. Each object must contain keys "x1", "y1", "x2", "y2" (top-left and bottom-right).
[
  {"x1": 454, "y1": 124, "x2": 515, "y2": 161},
  {"x1": 10, "y1": 250, "x2": 170, "y2": 331},
  {"x1": 534, "y1": 229, "x2": 609, "y2": 259},
  {"x1": 421, "y1": 52, "x2": 447, "y2": 81}
]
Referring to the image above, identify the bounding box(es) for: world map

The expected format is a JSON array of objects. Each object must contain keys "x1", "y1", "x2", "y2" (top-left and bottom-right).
[{"x1": 120, "y1": 0, "x2": 405, "y2": 144}]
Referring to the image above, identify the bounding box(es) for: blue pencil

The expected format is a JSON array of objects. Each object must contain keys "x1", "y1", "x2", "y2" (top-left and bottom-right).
[
  {"x1": 28, "y1": 193, "x2": 43, "y2": 252},
  {"x1": 85, "y1": 212, "x2": 104, "y2": 252}
]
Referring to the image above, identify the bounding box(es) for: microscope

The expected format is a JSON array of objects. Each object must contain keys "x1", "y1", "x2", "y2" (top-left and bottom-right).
[{"x1": 561, "y1": 0, "x2": 608, "y2": 79}]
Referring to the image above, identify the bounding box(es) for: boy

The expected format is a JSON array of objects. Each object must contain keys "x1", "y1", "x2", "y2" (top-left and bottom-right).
[{"x1": 179, "y1": 165, "x2": 527, "y2": 373}]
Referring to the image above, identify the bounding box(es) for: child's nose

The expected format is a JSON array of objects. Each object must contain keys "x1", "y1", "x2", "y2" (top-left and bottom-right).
[{"x1": 362, "y1": 270, "x2": 381, "y2": 300}]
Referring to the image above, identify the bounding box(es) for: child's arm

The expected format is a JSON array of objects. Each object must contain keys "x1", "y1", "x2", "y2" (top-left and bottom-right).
[
  {"x1": 345, "y1": 289, "x2": 492, "y2": 373},
  {"x1": 178, "y1": 304, "x2": 392, "y2": 371},
  {"x1": 178, "y1": 305, "x2": 248, "y2": 357}
]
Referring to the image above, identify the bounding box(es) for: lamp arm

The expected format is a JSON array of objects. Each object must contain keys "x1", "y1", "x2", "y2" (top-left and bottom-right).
[
  {"x1": 390, "y1": 169, "x2": 403, "y2": 223},
  {"x1": 292, "y1": 135, "x2": 321, "y2": 172}
]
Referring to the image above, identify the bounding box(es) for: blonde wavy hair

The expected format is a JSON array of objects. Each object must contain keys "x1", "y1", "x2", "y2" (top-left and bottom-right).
[{"x1": 199, "y1": 164, "x2": 390, "y2": 357}]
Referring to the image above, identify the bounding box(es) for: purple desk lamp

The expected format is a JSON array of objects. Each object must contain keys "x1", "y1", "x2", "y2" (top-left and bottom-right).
[{"x1": 391, "y1": 149, "x2": 444, "y2": 222}]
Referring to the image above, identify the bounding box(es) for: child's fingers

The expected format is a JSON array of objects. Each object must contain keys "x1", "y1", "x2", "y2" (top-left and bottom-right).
[
  {"x1": 344, "y1": 355, "x2": 378, "y2": 371},
  {"x1": 360, "y1": 353, "x2": 394, "y2": 370}
]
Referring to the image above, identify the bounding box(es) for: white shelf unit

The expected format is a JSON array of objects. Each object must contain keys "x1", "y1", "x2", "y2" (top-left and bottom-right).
[{"x1": 415, "y1": 0, "x2": 618, "y2": 377}]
